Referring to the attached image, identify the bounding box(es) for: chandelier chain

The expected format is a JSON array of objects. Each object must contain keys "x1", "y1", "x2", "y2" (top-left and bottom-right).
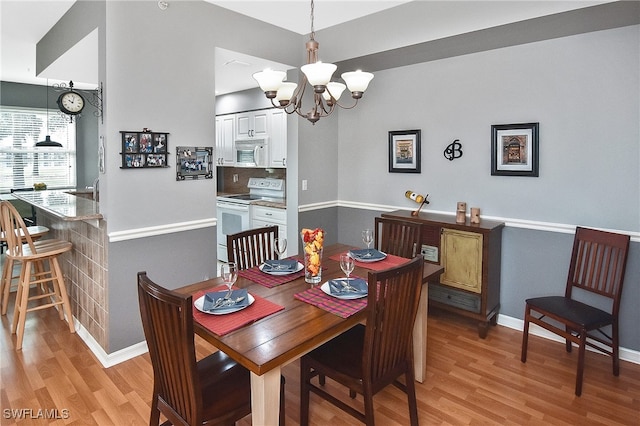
[{"x1": 309, "y1": 0, "x2": 315, "y2": 40}]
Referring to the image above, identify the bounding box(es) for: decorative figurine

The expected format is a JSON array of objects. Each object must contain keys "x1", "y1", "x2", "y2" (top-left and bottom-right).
[
  {"x1": 471, "y1": 207, "x2": 481, "y2": 224},
  {"x1": 456, "y1": 202, "x2": 467, "y2": 223}
]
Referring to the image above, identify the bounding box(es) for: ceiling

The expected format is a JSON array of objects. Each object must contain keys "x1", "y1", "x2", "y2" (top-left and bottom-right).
[
  {"x1": 0, "y1": 0, "x2": 411, "y2": 93},
  {"x1": 0, "y1": 1, "x2": 616, "y2": 95}
]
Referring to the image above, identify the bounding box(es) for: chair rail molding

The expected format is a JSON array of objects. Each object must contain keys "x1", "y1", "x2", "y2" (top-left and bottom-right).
[{"x1": 300, "y1": 200, "x2": 640, "y2": 241}]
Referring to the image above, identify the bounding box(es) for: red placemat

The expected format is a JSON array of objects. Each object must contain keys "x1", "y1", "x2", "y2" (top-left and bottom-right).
[
  {"x1": 294, "y1": 285, "x2": 367, "y2": 318},
  {"x1": 330, "y1": 251, "x2": 410, "y2": 271},
  {"x1": 238, "y1": 259, "x2": 305, "y2": 288},
  {"x1": 192, "y1": 286, "x2": 285, "y2": 336}
]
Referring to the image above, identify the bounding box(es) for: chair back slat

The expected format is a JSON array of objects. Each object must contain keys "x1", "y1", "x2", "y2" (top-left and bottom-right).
[
  {"x1": 137, "y1": 272, "x2": 201, "y2": 426},
  {"x1": 363, "y1": 256, "x2": 423, "y2": 386},
  {"x1": 0, "y1": 201, "x2": 36, "y2": 257},
  {"x1": 227, "y1": 226, "x2": 278, "y2": 270},
  {"x1": 375, "y1": 217, "x2": 422, "y2": 258},
  {"x1": 567, "y1": 227, "x2": 630, "y2": 312}
]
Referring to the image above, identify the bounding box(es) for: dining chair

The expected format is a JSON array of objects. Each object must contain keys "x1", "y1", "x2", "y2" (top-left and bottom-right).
[
  {"x1": 374, "y1": 216, "x2": 422, "y2": 258},
  {"x1": 0, "y1": 201, "x2": 73, "y2": 350},
  {"x1": 521, "y1": 226, "x2": 630, "y2": 396},
  {"x1": 227, "y1": 225, "x2": 278, "y2": 270},
  {"x1": 137, "y1": 271, "x2": 286, "y2": 426},
  {"x1": 300, "y1": 255, "x2": 425, "y2": 426}
]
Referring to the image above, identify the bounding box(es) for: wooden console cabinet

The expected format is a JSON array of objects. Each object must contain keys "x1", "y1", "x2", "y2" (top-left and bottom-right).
[{"x1": 382, "y1": 210, "x2": 504, "y2": 338}]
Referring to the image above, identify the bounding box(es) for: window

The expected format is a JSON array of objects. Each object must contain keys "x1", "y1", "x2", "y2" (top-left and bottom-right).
[{"x1": 0, "y1": 106, "x2": 76, "y2": 193}]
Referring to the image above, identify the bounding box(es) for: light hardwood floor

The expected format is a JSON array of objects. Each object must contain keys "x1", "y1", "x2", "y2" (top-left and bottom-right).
[{"x1": 1, "y1": 288, "x2": 639, "y2": 425}]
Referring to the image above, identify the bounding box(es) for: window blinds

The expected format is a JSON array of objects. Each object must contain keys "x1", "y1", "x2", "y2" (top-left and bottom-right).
[{"x1": 0, "y1": 106, "x2": 76, "y2": 193}]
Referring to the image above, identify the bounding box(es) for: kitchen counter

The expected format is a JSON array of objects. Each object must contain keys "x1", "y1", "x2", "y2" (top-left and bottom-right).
[
  {"x1": 11, "y1": 190, "x2": 102, "y2": 221},
  {"x1": 252, "y1": 199, "x2": 286, "y2": 209}
]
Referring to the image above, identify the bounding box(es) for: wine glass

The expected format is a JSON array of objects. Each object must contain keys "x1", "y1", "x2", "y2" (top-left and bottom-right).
[
  {"x1": 362, "y1": 229, "x2": 374, "y2": 250},
  {"x1": 340, "y1": 253, "x2": 355, "y2": 283},
  {"x1": 220, "y1": 262, "x2": 238, "y2": 297},
  {"x1": 274, "y1": 237, "x2": 287, "y2": 259}
]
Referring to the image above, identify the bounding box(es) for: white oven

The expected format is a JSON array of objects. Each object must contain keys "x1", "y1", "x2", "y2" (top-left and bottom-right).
[
  {"x1": 216, "y1": 200, "x2": 251, "y2": 262},
  {"x1": 217, "y1": 177, "x2": 285, "y2": 262}
]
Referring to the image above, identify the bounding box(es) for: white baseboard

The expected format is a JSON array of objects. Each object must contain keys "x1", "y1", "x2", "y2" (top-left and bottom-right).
[
  {"x1": 497, "y1": 314, "x2": 640, "y2": 365},
  {"x1": 73, "y1": 318, "x2": 148, "y2": 368}
]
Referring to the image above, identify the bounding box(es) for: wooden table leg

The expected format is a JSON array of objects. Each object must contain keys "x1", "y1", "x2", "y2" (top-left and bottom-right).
[
  {"x1": 250, "y1": 367, "x2": 281, "y2": 425},
  {"x1": 413, "y1": 282, "x2": 429, "y2": 383}
]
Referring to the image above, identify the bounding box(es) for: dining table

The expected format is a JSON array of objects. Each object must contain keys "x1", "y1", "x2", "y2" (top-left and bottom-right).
[{"x1": 175, "y1": 243, "x2": 444, "y2": 425}]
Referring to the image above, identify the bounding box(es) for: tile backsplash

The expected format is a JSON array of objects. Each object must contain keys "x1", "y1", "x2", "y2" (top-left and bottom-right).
[{"x1": 217, "y1": 167, "x2": 286, "y2": 194}]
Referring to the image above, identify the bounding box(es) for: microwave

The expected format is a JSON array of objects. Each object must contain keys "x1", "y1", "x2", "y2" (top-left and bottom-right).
[{"x1": 234, "y1": 138, "x2": 268, "y2": 167}]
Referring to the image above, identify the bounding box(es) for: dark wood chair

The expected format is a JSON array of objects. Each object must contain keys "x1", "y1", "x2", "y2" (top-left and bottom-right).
[
  {"x1": 300, "y1": 256, "x2": 425, "y2": 425},
  {"x1": 374, "y1": 216, "x2": 422, "y2": 258},
  {"x1": 521, "y1": 226, "x2": 630, "y2": 396},
  {"x1": 226, "y1": 225, "x2": 278, "y2": 270},
  {"x1": 137, "y1": 272, "x2": 286, "y2": 425}
]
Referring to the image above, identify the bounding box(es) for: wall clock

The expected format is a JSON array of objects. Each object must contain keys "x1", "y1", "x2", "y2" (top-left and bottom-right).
[{"x1": 56, "y1": 81, "x2": 85, "y2": 116}]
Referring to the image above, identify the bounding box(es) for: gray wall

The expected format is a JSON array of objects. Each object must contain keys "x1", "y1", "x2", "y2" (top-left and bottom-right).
[
  {"x1": 307, "y1": 24, "x2": 639, "y2": 351},
  {"x1": 335, "y1": 25, "x2": 639, "y2": 230}
]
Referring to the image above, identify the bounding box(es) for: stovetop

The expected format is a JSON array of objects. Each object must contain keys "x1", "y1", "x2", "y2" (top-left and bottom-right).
[{"x1": 217, "y1": 177, "x2": 285, "y2": 204}]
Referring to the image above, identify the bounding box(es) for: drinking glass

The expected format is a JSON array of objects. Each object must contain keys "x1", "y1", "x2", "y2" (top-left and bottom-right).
[
  {"x1": 362, "y1": 229, "x2": 374, "y2": 249},
  {"x1": 340, "y1": 253, "x2": 355, "y2": 282},
  {"x1": 274, "y1": 237, "x2": 287, "y2": 260},
  {"x1": 220, "y1": 262, "x2": 238, "y2": 295}
]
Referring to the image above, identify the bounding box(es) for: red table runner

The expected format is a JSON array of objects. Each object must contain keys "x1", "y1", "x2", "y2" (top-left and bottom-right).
[
  {"x1": 238, "y1": 258, "x2": 305, "y2": 288},
  {"x1": 192, "y1": 286, "x2": 284, "y2": 336},
  {"x1": 294, "y1": 285, "x2": 367, "y2": 318},
  {"x1": 329, "y1": 251, "x2": 410, "y2": 271}
]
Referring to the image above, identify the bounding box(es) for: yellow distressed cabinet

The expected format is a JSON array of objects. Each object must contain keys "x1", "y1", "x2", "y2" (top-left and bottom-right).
[
  {"x1": 382, "y1": 210, "x2": 504, "y2": 338},
  {"x1": 440, "y1": 228, "x2": 483, "y2": 293}
]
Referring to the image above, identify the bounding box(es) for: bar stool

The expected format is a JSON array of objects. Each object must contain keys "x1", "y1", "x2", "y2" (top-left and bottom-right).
[
  {"x1": 0, "y1": 201, "x2": 74, "y2": 350},
  {"x1": 1, "y1": 221, "x2": 49, "y2": 315}
]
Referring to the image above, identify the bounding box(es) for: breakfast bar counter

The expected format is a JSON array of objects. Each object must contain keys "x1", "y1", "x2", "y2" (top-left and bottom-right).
[
  {"x1": 10, "y1": 190, "x2": 102, "y2": 221},
  {"x1": 8, "y1": 189, "x2": 109, "y2": 350}
]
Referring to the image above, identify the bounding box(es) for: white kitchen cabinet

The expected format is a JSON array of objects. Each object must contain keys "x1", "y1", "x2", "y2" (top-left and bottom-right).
[
  {"x1": 269, "y1": 109, "x2": 287, "y2": 168},
  {"x1": 215, "y1": 114, "x2": 235, "y2": 166},
  {"x1": 252, "y1": 205, "x2": 287, "y2": 256},
  {"x1": 236, "y1": 110, "x2": 269, "y2": 139}
]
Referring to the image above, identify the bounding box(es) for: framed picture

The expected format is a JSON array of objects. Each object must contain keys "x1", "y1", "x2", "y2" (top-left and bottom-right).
[
  {"x1": 176, "y1": 146, "x2": 213, "y2": 180},
  {"x1": 389, "y1": 129, "x2": 421, "y2": 173},
  {"x1": 120, "y1": 131, "x2": 169, "y2": 169},
  {"x1": 491, "y1": 122, "x2": 539, "y2": 177}
]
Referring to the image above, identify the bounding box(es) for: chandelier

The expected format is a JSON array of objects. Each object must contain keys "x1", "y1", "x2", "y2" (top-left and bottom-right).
[{"x1": 253, "y1": 0, "x2": 374, "y2": 124}]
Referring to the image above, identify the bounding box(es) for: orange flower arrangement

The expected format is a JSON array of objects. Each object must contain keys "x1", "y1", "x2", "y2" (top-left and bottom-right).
[{"x1": 301, "y1": 228, "x2": 324, "y2": 277}]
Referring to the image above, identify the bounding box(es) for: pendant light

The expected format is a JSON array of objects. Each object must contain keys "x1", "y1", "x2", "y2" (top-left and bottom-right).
[{"x1": 36, "y1": 79, "x2": 62, "y2": 147}]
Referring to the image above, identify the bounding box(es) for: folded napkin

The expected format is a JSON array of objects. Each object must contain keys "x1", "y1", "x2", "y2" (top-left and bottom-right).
[
  {"x1": 262, "y1": 259, "x2": 299, "y2": 272},
  {"x1": 329, "y1": 278, "x2": 368, "y2": 296},
  {"x1": 349, "y1": 248, "x2": 386, "y2": 261},
  {"x1": 203, "y1": 288, "x2": 249, "y2": 312}
]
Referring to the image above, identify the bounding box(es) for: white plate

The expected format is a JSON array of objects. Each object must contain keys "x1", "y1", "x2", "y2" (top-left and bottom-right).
[
  {"x1": 259, "y1": 261, "x2": 304, "y2": 275},
  {"x1": 349, "y1": 249, "x2": 387, "y2": 263},
  {"x1": 194, "y1": 293, "x2": 255, "y2": 315},
  {"x1": 320, "y1": 280, "x2": 368, "y2": 300}
]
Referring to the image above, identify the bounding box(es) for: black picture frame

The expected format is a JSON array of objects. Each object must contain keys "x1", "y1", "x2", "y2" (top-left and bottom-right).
[
  {"x1": 176, "y1": 146, "x2": 213, "y2": 180},
  {"x1": 120, "y1": 131, "x2": 169, "y2": 169},
  {"x1": 389, "y1": 129, "x2": 421, "y2": 173},
  {"x1": 491, "y1": 122, "x2": 539, "y2": 177}
]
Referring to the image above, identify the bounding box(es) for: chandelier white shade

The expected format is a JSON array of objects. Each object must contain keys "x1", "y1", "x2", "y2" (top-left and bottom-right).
[{"x1": 252, "y1": 0, "x2": 373, "y2": 124}]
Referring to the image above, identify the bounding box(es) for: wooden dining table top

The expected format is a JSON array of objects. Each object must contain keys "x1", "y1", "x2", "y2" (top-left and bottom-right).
[{"x1": 175, "y1": 243, "x2": 444, "y2": 377}]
